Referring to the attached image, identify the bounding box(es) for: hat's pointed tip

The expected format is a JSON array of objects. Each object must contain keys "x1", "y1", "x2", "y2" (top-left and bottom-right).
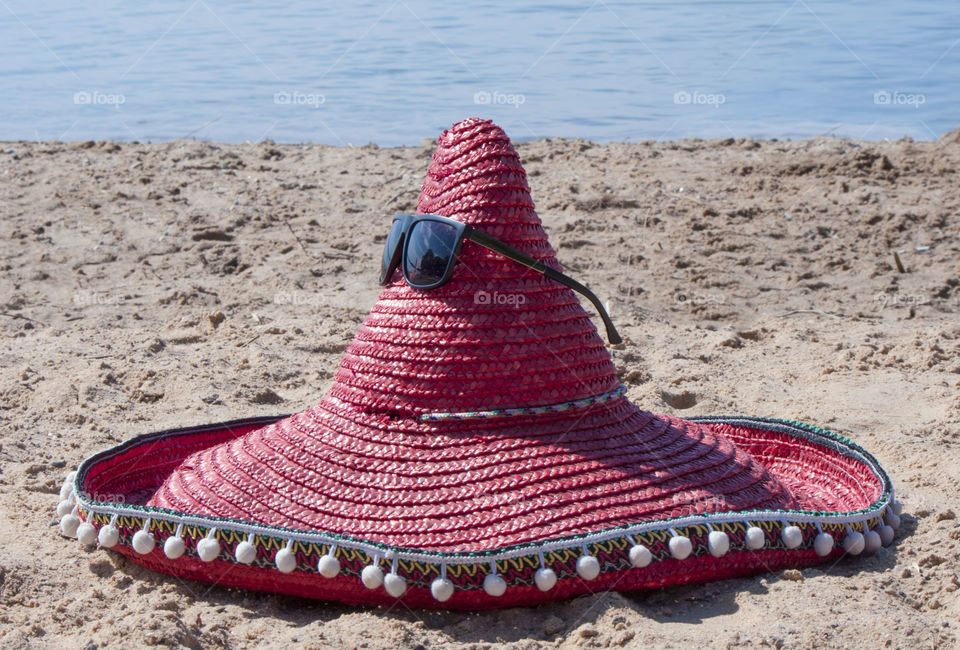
[
  {"x1": 418, "y1": 118, "x2": 526, "y2": 219},
  {"x1": 452, "y1": 116, "x2": 491, "y2": 129},
  {"x1": 431, "y1": 117, "x2": 512, "y2": 157},
  {"x1": 447, "y1": 116, "x2": 500, "y2": 135}
]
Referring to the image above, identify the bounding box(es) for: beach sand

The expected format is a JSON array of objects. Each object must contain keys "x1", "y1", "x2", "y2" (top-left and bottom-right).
[{"x1": 1, "y1": 130, "x2": 959, "y2": 649}]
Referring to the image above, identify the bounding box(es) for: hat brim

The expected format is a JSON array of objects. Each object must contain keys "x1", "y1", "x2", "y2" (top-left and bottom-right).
[{"x1": 61, "y1": 415, "x2": 897, "y2": 609}]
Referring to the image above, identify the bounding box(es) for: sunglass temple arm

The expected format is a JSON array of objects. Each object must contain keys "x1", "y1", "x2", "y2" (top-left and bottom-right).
[{"x1": 466, "y1": 228, "x2": 623, "y2": 345}]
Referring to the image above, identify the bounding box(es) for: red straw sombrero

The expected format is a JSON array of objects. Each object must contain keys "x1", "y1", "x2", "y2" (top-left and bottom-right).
[{"x1": 56, "y1": 118, "x2": 901, "y2": 609}]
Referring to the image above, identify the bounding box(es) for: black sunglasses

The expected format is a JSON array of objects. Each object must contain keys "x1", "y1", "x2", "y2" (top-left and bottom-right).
[{"x1": 379, "y1": 214, "x2": 622, "y2": 344}]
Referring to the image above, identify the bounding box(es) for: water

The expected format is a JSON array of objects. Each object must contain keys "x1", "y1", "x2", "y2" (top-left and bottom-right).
[{"x1": 2, "y1": 0, "x2": 958, "y2": 145}]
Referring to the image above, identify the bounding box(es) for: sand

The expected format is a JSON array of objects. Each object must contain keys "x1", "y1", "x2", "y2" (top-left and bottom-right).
[{"x1": 1, "y1": 129, "x2": 959, "y2": 649}]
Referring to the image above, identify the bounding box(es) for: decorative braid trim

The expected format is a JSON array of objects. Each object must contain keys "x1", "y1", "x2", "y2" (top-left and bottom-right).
[
  {"x1": 420, "y1": 385, "x2": 627, "y2": 421},
  {"x1": 58, "y1": 416, "x2": 900, "y2": 601}
]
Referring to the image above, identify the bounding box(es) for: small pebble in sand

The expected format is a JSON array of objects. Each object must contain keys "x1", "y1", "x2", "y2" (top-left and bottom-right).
[{"x1": 782, "y1": 569, "x2": 803, "y2": 581}]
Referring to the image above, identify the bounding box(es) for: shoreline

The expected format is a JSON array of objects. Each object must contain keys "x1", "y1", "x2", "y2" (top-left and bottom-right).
[{"x1": 3, "y1": 125, "x2": 955, "y2": 149}]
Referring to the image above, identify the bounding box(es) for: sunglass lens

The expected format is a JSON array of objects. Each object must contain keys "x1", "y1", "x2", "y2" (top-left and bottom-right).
[
  {"x1": 379, "y1": 219, "x2": 404, "y2": 284},
  {"x1": 404, "y1": 220, "x2": 458, "y2": 287}
]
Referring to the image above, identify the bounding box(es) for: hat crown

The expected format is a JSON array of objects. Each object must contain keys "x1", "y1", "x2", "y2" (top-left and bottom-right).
[{"x1": 328, "y1": 118, "x2": 618, "y2": 416}]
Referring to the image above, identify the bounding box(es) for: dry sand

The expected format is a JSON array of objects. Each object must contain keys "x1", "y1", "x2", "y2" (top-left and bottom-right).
[{"x1": 1, "y1": 129, "x2": 959, "y2": 649}]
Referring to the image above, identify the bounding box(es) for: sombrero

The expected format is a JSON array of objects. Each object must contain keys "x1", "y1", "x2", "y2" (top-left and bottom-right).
[{"x1": 56, "y1": 117, "x2": 901, "y2": 609}]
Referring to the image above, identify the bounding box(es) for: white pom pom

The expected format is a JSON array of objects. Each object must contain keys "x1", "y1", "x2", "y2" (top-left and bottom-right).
[
  {"x1": 233, "y1": 538, "x2": 257, "y2": 564},
  {"x1": 878, "y1": 524, "x2": 895, "y2": 546},
  {"x1": 813, "y1": 532, "x2": 834, "y2": 557},
  {"x1": 843, "y1": 531, "x2": 865, "y2": 555},
  {"x1": 745, "y1": 526, "x2": 766, "y2": 550},
  {"x1": 384, "y1": 573, "x2": 406, "y2": 598},
  {"x1": 890, "y1": 499, "x2": 902, "y2": 516},
  {"x1": 863, "y1": 529, "x2": 881, "y2": 555},
  {"x1": 431, "y1": 577, "x2": 454, "y2": 602},
  {"x1": 164, "y1": 536, "x2": 186, "y2": 560},
  {"x1": 781, "y1": 525, "x2": 803, "y2": 549},
  {"x1": 534, "y1": 567, "x2": 557, "y2": 591},
  {"x1": 235, "y1": 540, "x2": 257, "y2": 565},
  {"x1": 362, "y1": 564, "x2": 384, "y2": 589},
  {"x1": 708, "y1": 531, "x2": 730, "y2": 557},
  {"x1": 76, "y1": 522, "x2": 98, "y2": 546},
  {"x1": 483, "y1": 573, "x2": 506, "y2": 597},
  {"x1": 98, "y1": 524, "x2": 119, "y2": 548},
  {"x1": 576, "y1": 555, "x2": 601, "y2": 580},
  {"x1": 57, "y1": 500, "x2": 75, "y2": 518},
  {"x1": 59, "y1": 482, "x2": 74, "y2": 501},
  {"x1": 132, "y1": 529, "x2": 155, "y2": 554},
  {"x1": 884, "y1": 510, "x2": 901, "y2": 530},
  {"x1": 317, "y1": 554, "x2": 340, "y2": 578},
  {"x1": 629, "y1": 544, "x2": 652, "y2": 568},
  {"x1": 60, "y1": 514, "x2": 80, "y2": 538},
  {"x1": 275, "y1": 547, "x2": 296, "y2": 573},
  {"x1": 197, "y1": 537, "x2": 221, "y2": 562},
  {"x1": 669, "y1": 536, "x2": 692, "y2": 560}
]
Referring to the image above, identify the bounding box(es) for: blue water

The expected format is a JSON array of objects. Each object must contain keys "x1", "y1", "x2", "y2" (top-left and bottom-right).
[{"x1": 2, "y1": 1, "x2": 958, "y2": 144}]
